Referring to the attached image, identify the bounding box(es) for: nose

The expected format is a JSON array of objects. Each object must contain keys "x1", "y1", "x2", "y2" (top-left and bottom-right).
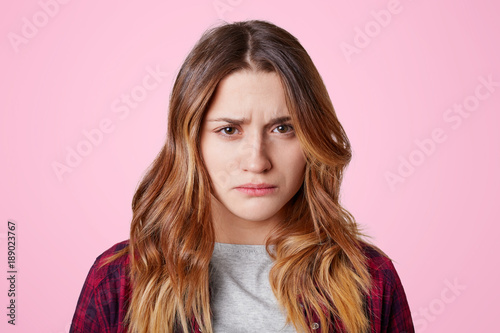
[{"x1": 238, "y1": 133, "x2": 272, "y2": 173}]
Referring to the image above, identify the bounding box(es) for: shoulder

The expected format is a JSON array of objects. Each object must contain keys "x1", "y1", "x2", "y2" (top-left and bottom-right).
[
  {"x1": 360, "y1": 243, "x2": 398, "y2": 281},
  {"x1": 89, "y1": 239, "x2": 131, "y2": 285},
  {"x1": 360, "y1": 242, "x2": 415, "y2": 332},
  {"x1": 79, "y1": 240, "x2": 130, "y2": 288},
  {"x1": 70, "y1": 240, "x2": 131, "y2": 332},
  {"x1": 360, "y1": 242, "x2": 404, "y2": 294},
  {"x1": 76, "y1": 239, "x2": 132, "y2": 309}
]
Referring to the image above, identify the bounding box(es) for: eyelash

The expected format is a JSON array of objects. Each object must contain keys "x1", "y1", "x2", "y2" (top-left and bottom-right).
[{"x1": 215, "y1": 124, "x2": 295, "y2": 137}]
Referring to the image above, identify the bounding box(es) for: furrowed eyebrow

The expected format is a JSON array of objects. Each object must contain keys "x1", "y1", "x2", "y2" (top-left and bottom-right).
[{"x1": 207, "y1": 116, "x2": 292, "y2": 126}]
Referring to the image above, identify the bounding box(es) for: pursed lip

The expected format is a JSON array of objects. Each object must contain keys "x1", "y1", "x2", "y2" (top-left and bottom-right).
[
  {"x1": 235, "y1": 183, "x2": 277, "y2": 189},
  {"x1": 234, "y1": 183, "x2": 278, "y2": 197}
]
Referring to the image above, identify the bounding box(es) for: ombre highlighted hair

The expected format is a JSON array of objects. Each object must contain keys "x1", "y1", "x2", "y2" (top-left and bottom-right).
[{"x1": 103, "y1": 19, "x2": 384, "y2": 333}]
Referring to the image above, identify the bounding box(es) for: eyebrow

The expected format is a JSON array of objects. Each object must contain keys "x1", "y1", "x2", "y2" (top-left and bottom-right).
[{"x1": 207, "y1": 116, "x2": 292, "y2": 126}]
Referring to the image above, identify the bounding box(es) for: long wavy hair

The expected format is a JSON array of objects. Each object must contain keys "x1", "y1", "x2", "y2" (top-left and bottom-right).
[{"x1": 103, "y1": 19, "x2": 381, "y2": 333}]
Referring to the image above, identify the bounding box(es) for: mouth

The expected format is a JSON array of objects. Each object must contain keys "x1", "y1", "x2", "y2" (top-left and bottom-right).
[{"x1": 235, "y1": 183, "x2": 277, "y2": 197}]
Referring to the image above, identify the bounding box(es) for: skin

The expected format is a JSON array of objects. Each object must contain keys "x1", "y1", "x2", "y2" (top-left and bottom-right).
[{"x1": 200, "y1": 70, "x2": 307, "y2": 245}]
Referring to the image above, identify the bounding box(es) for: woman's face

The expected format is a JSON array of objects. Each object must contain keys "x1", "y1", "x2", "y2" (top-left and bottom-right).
[{"x1": 200, "y1": 70, "x2": 306, "y2": 240}]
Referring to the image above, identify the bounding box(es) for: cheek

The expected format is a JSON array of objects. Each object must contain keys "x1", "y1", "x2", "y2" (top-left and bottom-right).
[
  {"x1": 284, "y1": 147, "x2": 307, "y2": 179},
  {"x1": 291, "y1": 160, "x2": 306, "y2": 185},
  {"x1": 201, "y1": 140, "x2": 233, "y2": 188}
]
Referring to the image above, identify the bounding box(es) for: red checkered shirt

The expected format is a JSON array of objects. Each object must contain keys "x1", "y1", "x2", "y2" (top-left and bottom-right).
[{"x1": 70, "y1": 240, "x2": 414, "y2": 332}]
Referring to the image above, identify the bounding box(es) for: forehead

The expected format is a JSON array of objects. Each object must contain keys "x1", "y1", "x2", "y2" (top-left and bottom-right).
[{"x1": 205, "y1": 70, "x2": 290, "y2": 119}]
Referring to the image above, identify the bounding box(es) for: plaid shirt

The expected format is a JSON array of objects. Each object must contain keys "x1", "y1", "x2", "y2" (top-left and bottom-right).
[{"x1": 70, "y1": 240, "x2": 414, "y2": 333}]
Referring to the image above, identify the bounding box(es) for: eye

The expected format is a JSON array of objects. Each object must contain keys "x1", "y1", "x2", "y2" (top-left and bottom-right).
[
  {"x1": 217, "y1": 126, "x2": 239, "y2": 136},
  {"x1": 273, "y1": 124, "x2": 294, "y2": 134}
]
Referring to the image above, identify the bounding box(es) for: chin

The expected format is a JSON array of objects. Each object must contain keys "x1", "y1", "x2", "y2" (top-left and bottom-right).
[
  {"x1": 231, "y1": 206, "x2": 284, "y2": 223},
  {"x1": 236, "y1": 214, "x2": 278, "y2": 222}
]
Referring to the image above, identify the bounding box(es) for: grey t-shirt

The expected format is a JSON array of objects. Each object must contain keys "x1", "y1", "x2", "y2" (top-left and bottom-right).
[{"x1": 209, "y1": 242, "x2": 297, "y2": 333}]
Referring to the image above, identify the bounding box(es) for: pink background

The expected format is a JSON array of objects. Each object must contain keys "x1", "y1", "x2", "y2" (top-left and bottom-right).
[{"x1": 1, "y1": 0, "x2": 499, "y2": 332}]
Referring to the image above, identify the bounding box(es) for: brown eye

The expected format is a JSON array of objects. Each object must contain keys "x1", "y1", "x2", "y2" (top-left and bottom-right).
[
  {"x1": 274, "y1": 124, "x2": 293, "y2": 134},
  {"x1": 221, "y1": 127, "x2": 237, "y2": 135}
]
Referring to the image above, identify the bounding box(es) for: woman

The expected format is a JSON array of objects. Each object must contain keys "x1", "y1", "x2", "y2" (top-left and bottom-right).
[{"x1": 70, "y1": 20, "x2": 414, "y2": 333}]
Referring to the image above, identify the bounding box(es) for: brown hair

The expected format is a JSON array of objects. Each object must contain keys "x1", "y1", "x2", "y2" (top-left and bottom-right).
[{"x1": 104, "y1": 19, "x2": 379, "y2": 333}]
